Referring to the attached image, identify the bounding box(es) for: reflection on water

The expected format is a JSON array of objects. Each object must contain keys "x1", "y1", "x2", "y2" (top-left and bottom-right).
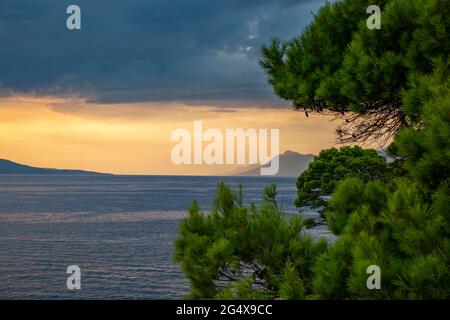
[{"x1": 0, "y1": 175, "x2": 328, "y2": 299}]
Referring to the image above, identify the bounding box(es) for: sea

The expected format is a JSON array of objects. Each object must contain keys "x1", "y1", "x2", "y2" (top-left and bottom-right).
[{"x1": 0, "y1": 175, "x2": 331, "y2": 299}]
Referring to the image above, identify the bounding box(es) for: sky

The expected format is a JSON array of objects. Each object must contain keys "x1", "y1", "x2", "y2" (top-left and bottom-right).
[{"x1": 0, "y1": 0, "x2": 341, "y2": 175}]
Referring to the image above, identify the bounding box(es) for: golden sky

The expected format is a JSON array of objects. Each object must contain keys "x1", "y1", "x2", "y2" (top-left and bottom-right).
[{"x1": 0, "y1": 95, "x2": 342, "y2": 175}]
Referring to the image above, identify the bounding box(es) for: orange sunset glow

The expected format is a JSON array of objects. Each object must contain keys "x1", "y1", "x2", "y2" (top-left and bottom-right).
[{"x1": 0, "y1": 95, "x2": 341, "y2": 175}]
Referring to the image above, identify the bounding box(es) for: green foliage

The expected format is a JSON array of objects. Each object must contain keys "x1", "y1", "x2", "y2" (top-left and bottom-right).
[
  {"x1": 277, "y1": 0, "x2": 448, "y2": 298},
  {"x1": 312, "y1": 236, "x2": 353, "y2": 299},
  {"x1": 260, "y1": 0, "x2": 449, "y2": 115},
  {"x1": 174, "y1": 183, "x2": 328, "y2": 299},
  {"x1": 394, "y1": 76, "x2": 450, "y2": 191},
  {"x1": 176, "y1": 178, "x2": 449, "y2": 300},
  {"x1": 315, "y1": 179, "x2": 450, "y2": 299},
  {"x1": 261, "y1": 0, "x2": 449, "y2": 143},
  {"x1": 315, "y1": 81, "x2": 450, "y2": 299},
  {"x1": 176, "y1": 0, "x2": 450, "y2": 300},
  {"x1": 295, "y1": 146, "x2": 387, "y2": 208},
  {"x1": 278, "y1": 264, "x2": 307, "y2": 300},
  {"x1": 260, "y1": 0, "x2": 385, "y2": 111}
]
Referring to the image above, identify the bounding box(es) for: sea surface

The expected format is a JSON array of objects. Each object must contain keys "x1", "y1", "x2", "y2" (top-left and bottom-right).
[{"x1": 0, "y1": 175, "x2": 331, "y2": 299}]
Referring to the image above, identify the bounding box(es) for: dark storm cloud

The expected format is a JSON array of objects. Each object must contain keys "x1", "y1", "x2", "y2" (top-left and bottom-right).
[{"x1": 0, "y1": 0, "x2": 324, "y2": 105}]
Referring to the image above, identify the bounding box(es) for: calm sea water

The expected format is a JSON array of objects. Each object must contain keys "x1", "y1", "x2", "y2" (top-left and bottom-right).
[{"x1": 0, "y1": 175, "x2": 328, "y2": 299}]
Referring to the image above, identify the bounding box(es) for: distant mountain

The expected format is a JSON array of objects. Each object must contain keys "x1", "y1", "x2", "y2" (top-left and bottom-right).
[
  {"x1": 226, "y1": 150, "x2": 314, "y2": 177},
  {"x1": 0, "y1": 159, "x2": 110, "y2": 175}
]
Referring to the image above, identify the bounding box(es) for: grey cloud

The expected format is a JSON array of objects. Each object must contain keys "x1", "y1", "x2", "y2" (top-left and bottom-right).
[{"x1": 0, "y1": 0, "x2": 325, "y2": 106}]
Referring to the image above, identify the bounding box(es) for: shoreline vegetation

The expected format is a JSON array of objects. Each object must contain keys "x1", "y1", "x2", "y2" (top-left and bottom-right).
[{"x1": 174, "y1": 0, "x2": 449, "y2": 299}]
